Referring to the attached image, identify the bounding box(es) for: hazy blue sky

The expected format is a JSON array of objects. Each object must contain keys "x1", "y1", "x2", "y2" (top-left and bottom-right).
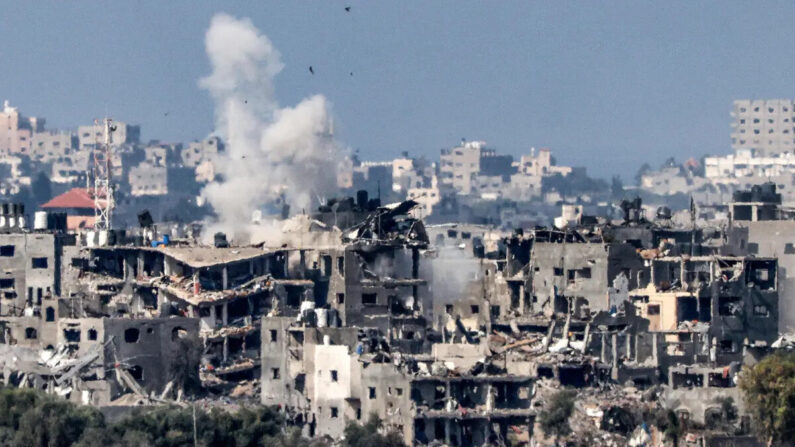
[{"x1": 1, "y1": 1, "x2": 793, "y2": 178}]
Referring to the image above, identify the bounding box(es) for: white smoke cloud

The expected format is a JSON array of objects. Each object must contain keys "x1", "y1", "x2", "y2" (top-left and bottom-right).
[{"x1": 199, "y1": 13, "x2": 344, "y2": 241}]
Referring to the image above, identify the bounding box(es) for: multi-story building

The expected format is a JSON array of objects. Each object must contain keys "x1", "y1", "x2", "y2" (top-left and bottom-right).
[
  {"x1": 30, "y1": 130, "x2": 78, "y2": 162},
  {"x1": 77, "y1": 121, "x2": 140, "y2": 150},
  {"x1": 439, "y1": 141, "x2": 489, "y2": 195},
  {"x1": 725, "y1": 183, "x2": 795, "y2": 332},
  {"x1": 731, "y1": 99, "x2": 795, "y2": 157},
  {"x1": 0, "y1": 101, "x2": 45, "y2": 155}
]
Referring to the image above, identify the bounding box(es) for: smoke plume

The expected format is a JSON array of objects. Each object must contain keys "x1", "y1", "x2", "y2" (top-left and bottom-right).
[{"x1": 199, "y1": 13, "x2": 343, "y2": 241}]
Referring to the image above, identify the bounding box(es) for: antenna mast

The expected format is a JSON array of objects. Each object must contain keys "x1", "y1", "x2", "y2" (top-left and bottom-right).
[{"x1": 92, "y1": 118, "x2": 115, "y2": 230}]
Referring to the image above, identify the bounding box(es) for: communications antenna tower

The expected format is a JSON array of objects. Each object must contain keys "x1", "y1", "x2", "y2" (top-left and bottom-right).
[{"x1": 92, "y1": 118, "x2": 116, "y2": 230}]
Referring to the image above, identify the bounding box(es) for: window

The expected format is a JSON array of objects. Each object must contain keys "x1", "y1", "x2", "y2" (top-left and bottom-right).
[
  {"x1": 553, "y1": 267, "x2": 564, "y2": 276},
  {"x1": 785, "y1": 243, "x2": 795, "y2": 254},
  {"x1": 395, "y1": 387, "x2": 403, "y2": 396},
  {"x1": 647, "y1": 304, "x2": 660, "y2": 316},
  {"x1": 369, "y1": 387, "x2": 376, "y2": 399},
  {"x1": 447, "y1": 230, "x2": 457, "y2": 238},
  {"x1": 755, "y1": 269, "x2": 769, "y2": 282},
  {"x1": 0, "y1": 278, "x2": 13, "y2": 288},
  {"x1": 32, "y1": 258, "x2": 48, "y2": 269},
  {"x1": 330, "y1": 407, "x2": 338, "y2": 418},
  {"x1": 461, "y1": 232, "x2": 471, "y2": 240},
  {"x1": 445, "y1": 304, "x2": 453, "y2": 314},
  {"x1": 25, "y1": 328, "x2": 37, "y2": 339},
  {"x1": 88, "y1": 329, "x2": 97, "y2": 340},
  {"x1": 129, "y1": 366, "x2": 143, "y2": 381},
  {"x1": 331, "y1": 370, "x2": 338, "y2": 382},
  {"x1": 580, "y1": 267, "x2": 591, "y2": 279},
  {"x1": 269, "y1": 329, "x2": 278, "y2": 342},
  {"x1": 0, "y1": 246, "x2": 14, "y2": 257},
  {"x1": 124, "y1": 328, "x2": 140, "y2": 343},
  {"x1": 272, "y1": 368, "x2": 281, "y2": 379},
  {"x1": 337, "y1": 293, "x2": 345, "y2": 304},
  {"x1": 362, "y1": 293, "x2": 377, "y2": 305},
  {"x1": 337, "y1": 257, "x2": 344, "y2": 274},
  {"x1": 45, "y1": 307, "x2": 55, "y2": 322},
  {"x1": 753, "y1": 305, "x2": 769, "y2": 317},
  {"x1": 470, "y1": 305, "x2": 480, "y2": 314},
  {"x1": 63, "y1": 328, "x2": 80, "y2": 342}
]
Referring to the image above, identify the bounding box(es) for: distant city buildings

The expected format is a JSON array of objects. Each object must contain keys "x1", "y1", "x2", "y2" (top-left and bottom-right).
[
  {"x1": 0, "y1": 100, "x2": 44, "y2": 156},
  {"x1": 636, "y1": 99, "x2": 795, "y2": 209}
]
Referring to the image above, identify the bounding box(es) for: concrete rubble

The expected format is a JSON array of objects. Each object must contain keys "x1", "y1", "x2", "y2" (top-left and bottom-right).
[{"x1": 0, "y1": 186, "x2": 789, "y2": 446}]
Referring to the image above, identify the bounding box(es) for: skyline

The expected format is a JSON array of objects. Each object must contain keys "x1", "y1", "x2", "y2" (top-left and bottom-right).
[{"x1": 1, "y1": 1, "x2": 794, "y2": 179}]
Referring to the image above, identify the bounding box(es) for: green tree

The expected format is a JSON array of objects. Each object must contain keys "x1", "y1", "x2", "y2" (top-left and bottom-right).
[
  {"x1": 267, "y1": 427, "x2": 330, "y2": 447},
  {"x1": 739, "y1": 352, "x2": 795, "y2": 446},
  {"x1": 538, "y1": 389, "x2": 576, "y2": 444},
  {"x1": 0, "y1": 388, "x2": 105, "y2": 447},
  {"x1": 342, "y1": 415, "x2": 405, "y2": 447}
]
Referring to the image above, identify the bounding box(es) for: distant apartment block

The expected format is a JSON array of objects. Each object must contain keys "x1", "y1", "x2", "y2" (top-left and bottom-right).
[
  {"x1": 439, "y1": 140, "x2": 490, "y2": 195},
  {"x1": 0, "y1": 101, "x2": 45, "y2": 156},
  {"x1": 77, "y1": 121, "x2": 140, "y2": 149},
  {"x1": 30, "y1": 130, "x2": 78, "y2": 162},
  {"x1": 731, "y1": 99, "x2": 795, "y2": 156}
]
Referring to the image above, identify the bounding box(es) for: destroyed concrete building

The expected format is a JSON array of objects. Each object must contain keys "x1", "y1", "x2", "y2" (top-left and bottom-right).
[{"x1": 0, "y1": 187, "x2": 787, "y2": 445}]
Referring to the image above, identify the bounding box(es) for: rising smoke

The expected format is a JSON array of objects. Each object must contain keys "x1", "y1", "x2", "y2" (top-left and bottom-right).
[{"x1": 199, "y1": 13, "x2": 344, "y2": 242}]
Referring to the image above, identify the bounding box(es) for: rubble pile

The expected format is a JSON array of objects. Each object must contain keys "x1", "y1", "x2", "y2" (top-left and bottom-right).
[{"x1": 0, "y1": 193, "x2": 788, "y2": 446}]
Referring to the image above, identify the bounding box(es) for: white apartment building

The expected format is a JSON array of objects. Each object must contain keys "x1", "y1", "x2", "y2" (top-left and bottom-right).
[
  {"x1": 731, "y1": 99, "x2": 795, "y2": 156},
  {"x1": 439, "y1": 140, "x2": 488, "y2": 195}
]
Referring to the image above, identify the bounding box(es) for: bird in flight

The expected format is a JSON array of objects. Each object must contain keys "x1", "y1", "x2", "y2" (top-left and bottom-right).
[
  {"x1": 345, "y1": 6, "x2": 351, "y2": 12},
  {"x1": 309, "y1": 66, "x2": 315, "y2": 75}
]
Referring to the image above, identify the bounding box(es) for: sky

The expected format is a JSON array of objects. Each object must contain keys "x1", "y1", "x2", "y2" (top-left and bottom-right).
[{"x1": 1, "y1": 1, "x2": 793, "y2": 179}]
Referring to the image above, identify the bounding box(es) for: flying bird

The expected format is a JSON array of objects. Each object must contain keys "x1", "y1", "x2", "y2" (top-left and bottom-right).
[
  {"x1": 350, "y1": 72, "x2": 354, "y2": 76},
  {"x1": 309, "y1": 66, "x2": 315, "y2": 75},
  {"x1": 244, "y1": 100, "x2": 248, "y2": 104},
  {"x1": 345, "y1": 6, "x2": 351, "y2": 12}
]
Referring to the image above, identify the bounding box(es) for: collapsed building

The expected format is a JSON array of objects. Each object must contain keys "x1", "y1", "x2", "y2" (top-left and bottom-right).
[{"x1": 0, "y1": 190, "x2": 787, "y2": 445}]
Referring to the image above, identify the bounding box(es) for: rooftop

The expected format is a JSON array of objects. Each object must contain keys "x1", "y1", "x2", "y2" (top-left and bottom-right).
[{"x1": 41, "y1": 188, "x2": 97, "y2": 209}]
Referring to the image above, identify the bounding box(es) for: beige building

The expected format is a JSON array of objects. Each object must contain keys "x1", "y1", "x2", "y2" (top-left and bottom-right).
[
  {"x1": 30, "y1": 131, "x2": 78, "y2": 162},
  {"x1": 77, "y1": 121, "x2": 140, "y2": 149},
  {"x1": 731, "y1": 99, "x2": 795, "y2": 156},
  {"x1": 0, "y1": 101, "x2": 44, "y2": 155},
  {"x1": 407, "y1": 176, "x2": 441, "y2": 218},
  {"x1": 181, "y1": 136, "x2": 223, "y2": 168},
  {"x1": 439, "y1": 140, "x2": 487, "y2": 195}
]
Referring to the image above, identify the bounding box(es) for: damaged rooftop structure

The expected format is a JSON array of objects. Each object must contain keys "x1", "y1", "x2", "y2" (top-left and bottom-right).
[{"x1": 0, "y1": 192, "x2": 788, "y2": 445}]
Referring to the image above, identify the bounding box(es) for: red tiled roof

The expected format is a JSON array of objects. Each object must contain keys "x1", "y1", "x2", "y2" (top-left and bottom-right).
[{"x1": 41, "y1": 188, "x2": 96, "y2": 209}]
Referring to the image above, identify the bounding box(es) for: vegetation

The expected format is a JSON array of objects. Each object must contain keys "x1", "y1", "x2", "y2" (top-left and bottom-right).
[
  {"x1": 538, "y1": 389, "x2": 576, "y2": 443},
  {"x1": 739, "y1": 352, "x2": 795, "y2": 446},
  {"x1": 0, "y1": 387, "x2": 405, "y2": 447},
  {"x1": 341, "y1": 415, "x2": 405, "y2": 447}
]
